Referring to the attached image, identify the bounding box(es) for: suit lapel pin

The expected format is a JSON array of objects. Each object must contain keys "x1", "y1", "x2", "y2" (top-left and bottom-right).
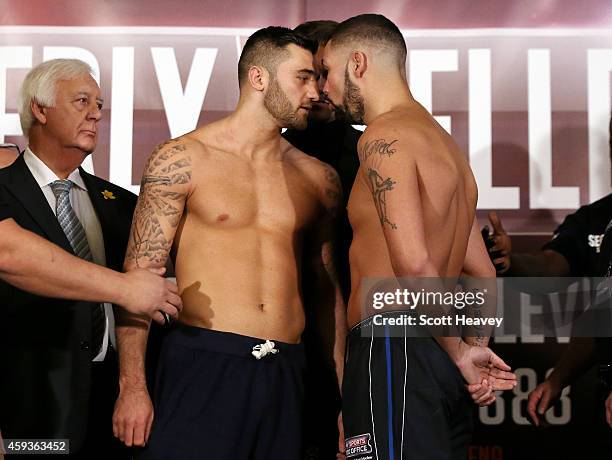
[{"x1": 101, "y1": 190, "x2": 116, "y2": 200}]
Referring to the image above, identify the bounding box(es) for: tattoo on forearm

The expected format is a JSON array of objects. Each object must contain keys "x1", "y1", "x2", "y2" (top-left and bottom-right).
[
  {"x1": 367, "y1": 167, "x2": 397, "y2": 229},
  {"x1": 359, "y1": 138, "x2": 398, "y2": 163},
  {"x1": 471, "y1": 291, "x2": 486, "y2": 346},
  {"x1": 125, "y1": 141, "x2": 192, "y2": 267}
]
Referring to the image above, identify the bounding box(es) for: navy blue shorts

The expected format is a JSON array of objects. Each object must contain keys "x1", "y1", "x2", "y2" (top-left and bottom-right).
[
  {"x1": 139, "y1": 324, "x2": 305, "y2": 460},
  {"x1": 342, "y1": 313, "x2": 473, "y2": 460}
]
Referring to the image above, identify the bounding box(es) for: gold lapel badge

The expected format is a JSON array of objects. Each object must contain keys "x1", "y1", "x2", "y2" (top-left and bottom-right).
[{"x1": 102, "y1": 190, "x2": 117, "y2": 200}]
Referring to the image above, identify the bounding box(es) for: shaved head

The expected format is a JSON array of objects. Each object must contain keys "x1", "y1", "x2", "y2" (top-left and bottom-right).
[
  {"x1": 328, "y1": 14, "x2": 407, "y2": 68},
  {"x1": 238, "y1": 26, "x2": 317, "y2": 89}
]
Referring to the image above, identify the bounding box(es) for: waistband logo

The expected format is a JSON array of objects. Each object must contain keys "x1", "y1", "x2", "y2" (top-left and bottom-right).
[{"x1": 345, "y1": 433, "x2": 373, "y2": 458}]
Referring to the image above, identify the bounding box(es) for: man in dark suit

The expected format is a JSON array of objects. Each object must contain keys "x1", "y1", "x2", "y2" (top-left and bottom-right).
[{"x1": 0, "y1": 58, "x2": 151, "y2": 459}]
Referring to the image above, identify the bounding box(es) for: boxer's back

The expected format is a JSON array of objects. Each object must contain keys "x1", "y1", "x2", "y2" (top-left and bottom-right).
[
  {"x1": 347, "y1": 105, "x2": 478, "y2": 326},
  {"x1": 172, "y1": 122, "x2": 331, "y2": 342}
]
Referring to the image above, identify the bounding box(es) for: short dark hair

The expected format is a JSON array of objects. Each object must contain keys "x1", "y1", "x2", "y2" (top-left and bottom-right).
[
  {"x1": 329, "y1": 14, "x2": 406, "y2": 61},
  {"x1": 238, "y1": 26, "x2": 317, "y2": 88},
  {"x1": 293, "y1": 20, "x2": 338, "y2": 47}
]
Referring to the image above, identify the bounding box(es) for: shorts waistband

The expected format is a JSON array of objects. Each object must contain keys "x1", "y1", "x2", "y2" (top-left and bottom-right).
[{"x1": 168, "y1": 322, "x2": 304, "y2": 358}]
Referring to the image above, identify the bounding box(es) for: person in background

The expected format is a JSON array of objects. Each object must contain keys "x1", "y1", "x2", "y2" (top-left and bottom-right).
[
  {"x1": 283, "y1": 20, "x2": 359, "y2": 459},
  {"x1": 0, "y1": 143, "x2": 20, "y2": 168},
  {"x1": 284, "y1": 19, "x2": 360, "y2": 300},
  {"x1": 483, "y1": 116, "x2": 612, "y2": 434}
]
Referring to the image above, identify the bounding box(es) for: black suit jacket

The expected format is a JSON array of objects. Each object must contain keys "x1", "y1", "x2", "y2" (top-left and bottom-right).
[{"x1": 0, "y1": 155, "x2": 137, "y2": 451}]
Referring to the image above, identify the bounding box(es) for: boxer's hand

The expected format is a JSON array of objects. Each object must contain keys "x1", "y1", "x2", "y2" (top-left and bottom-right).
[
  {"x1": 120, "y1": 268, "x2": 182, "y2": 324},
  {"x1": 605, "y1": 390, "x2": 612, "y2": 428},
  {"x1": 487, "y1": 211, "x2": 512, "y2": 274},
  {"x1": 527, "y1": 378, "x2": 562, "y2": 427},
  {"x1": 466, "y1": 379, "x2": 496, "y2": 407},
  {"x1": 456, "y1": 343, "x2": 517, "y2": 398},
  {"x1": 337, "y1": 412, "x2": 346, "y2": 459},
  {"x1": 113, "y1": 387, "x2": 154, "y2": 447}
]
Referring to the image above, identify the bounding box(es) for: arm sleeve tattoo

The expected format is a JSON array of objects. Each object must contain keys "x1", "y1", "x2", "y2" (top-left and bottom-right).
[{"x1": 125, "y1": 141, "x2": 192, "y2": 269}]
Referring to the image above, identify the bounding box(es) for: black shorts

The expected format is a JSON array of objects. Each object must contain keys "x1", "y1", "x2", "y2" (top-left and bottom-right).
[
  {"x1": 139, "y1": 324, "x2": 305, "y2": 460},
  {"x1": 342, "y1": 313, "x2": 473, "y2": 460}
]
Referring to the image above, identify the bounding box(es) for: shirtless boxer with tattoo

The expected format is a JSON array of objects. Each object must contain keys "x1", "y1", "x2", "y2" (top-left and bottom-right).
[
  {"x1": 112, "y1": 27, "x2": 346, "y2": 460},
  {"x1": 322, "y1": 14, "x2": 517, "y2": 459}
]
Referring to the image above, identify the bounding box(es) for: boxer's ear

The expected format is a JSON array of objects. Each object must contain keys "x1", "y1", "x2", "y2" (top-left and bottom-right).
[
  {"x1": 350, "y1": 50, "x2": 368, "y2": 79},
  {"x1": 248, "y1": 65, "x2": 266, "y2": 92}
]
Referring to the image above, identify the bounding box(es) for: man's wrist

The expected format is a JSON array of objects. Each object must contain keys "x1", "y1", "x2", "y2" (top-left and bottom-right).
[
  {"x1": 113, "y1": 272, "x2": 132, "y2": 308},
  {"x1": 547, "y1": 370, "x2": 566, "y2": 389},
  {"x1": 119, "y1": 375, "x2": 148, "y2": 392},
  {"x1": 443, "y1": 338, "x2": 470, "y2": 366}
]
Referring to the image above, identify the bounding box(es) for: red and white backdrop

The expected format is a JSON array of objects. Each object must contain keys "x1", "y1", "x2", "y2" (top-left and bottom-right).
[{"x1": 2, "y1": 1, "x2": 612, "y2": 457}]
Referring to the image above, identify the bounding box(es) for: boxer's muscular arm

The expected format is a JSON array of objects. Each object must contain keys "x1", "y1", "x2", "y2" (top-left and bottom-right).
[
  {"x1": 308, "y1": 165, "x2": 346, "y2": 389},
  {"x1": 357, "y1": 128, "x2": 510, "y2": 381},
  {"x1": 357, "y1": 131, "x2": 439, "y2": 278},
  {"x1": 113, "y1": 140, "x2": 192, "y2": 446},
  {"x1": 461, "y1": 218, "x2": 497, "y2": 347},
  {"x1": 358, "y1": 129, "x2": 459, "y2": 344},
  {"x1": 117, "y1": 139, "x2": 193, "y2": 388}
]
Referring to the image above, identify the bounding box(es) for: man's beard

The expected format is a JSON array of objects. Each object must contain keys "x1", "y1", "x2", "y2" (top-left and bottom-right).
[
  {"x1": 263, "y1": 77, "x2": 307, "y2": 130},
  {"x1": 335, "y1": 67, "x2": 365, "y2": 125}
]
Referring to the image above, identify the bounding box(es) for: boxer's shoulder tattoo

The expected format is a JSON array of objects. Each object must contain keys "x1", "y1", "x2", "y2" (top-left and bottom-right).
[
  {"x1": 359, "y1": 138, "x2": 398, "y2": 163},
  {"x1": 322, "y1": 165, "x2": 342, "y2": 218},
  {"x1": 367, "y1": 167, "x2": 397, "y2": 230},
  {"x1": 126, "y1": 141, "x2": 192, "y2": 267}
]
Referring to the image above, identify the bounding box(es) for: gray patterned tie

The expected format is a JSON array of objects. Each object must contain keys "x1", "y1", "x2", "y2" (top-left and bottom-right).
[
  {"x1": 50, "y1": 179, "x2": 105, "y2": 357},
  {"x1": 50, "y1": 180, "x2": 93, "y2": 260}
]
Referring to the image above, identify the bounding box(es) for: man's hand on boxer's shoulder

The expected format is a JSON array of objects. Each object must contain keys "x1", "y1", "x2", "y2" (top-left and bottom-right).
[{"x1": 119, "y1": 267, "x2": 182, "y2": 324}]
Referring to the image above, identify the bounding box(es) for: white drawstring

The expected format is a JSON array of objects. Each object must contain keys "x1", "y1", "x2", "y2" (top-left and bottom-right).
[{"x1": 252, "y1": 340, "x2": 279, "y2": 359}]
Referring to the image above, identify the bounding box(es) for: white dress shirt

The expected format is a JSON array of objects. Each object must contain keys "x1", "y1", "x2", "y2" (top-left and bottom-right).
[{"x1": 24, "y1": 147, "x2": 116, "y2": 361}]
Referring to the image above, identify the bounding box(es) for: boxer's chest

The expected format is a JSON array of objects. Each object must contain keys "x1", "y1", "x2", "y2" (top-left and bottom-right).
[{"x1": 189, "y1": 162, "x2": 319, "y2": 232}]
